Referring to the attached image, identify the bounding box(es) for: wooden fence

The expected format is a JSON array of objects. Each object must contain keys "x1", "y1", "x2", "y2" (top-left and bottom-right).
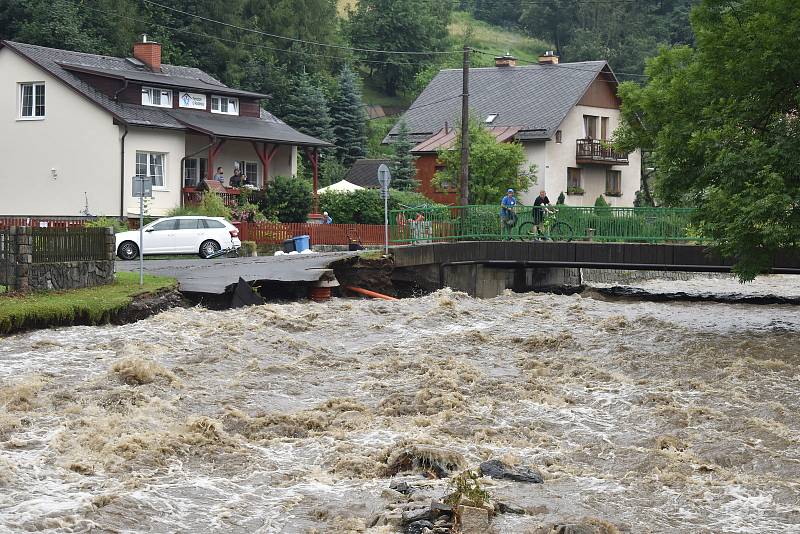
[
  {"x1": 236, "y1": 222, "x2": 386, "y2": 246},
  {"x1": 0, "y1": 217, "x2": 86, "y2": 229},
  {"x1": 31, "y1": 227, "x2": 109, "y2": 263}
]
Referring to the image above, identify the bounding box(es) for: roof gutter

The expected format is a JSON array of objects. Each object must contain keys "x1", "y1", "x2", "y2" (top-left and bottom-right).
[
  {"x1": 180, "y1": 136, "x2": 217, "y2": 207},
  {"x1": 119, "y1": 124, "x2": 128, "y2": 219}
]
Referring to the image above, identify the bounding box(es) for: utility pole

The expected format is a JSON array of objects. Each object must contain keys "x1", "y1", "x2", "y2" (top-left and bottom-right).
[{"x1": 459, "y1": 45, "x2": 470, "y2": 206}]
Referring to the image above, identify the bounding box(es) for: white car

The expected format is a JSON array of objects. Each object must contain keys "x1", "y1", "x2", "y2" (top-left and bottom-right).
[{"x1": 115, "y1": 216, "x2": 241, "y2": 260}]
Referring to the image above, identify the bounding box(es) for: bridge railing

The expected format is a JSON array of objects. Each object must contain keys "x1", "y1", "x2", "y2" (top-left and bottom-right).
[{"x1": 390, "y1": 205, "x2": 703, "y2": 244}]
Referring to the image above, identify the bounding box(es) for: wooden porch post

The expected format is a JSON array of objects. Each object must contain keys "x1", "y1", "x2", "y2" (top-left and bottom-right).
[
  {"x1": 207, "y1": 139, "x2": 226, "y2": 181},
  {"x1": 251, "y1": 141, "x2": 280, "y2": 187},
  {"x1": 304, "y1": 147, "x2": 320, "y2": 214}
]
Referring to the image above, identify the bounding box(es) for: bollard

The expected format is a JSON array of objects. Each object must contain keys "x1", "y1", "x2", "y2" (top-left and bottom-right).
[{"x1": 586, "y1": 228, "x2": 595, "y2": 242}]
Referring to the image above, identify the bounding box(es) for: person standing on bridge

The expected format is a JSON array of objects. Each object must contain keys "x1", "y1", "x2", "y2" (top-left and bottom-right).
[
  {"x1": 533, "y1": 190, "x2": 551, "y2": 233},
  {"x1": 500, "y1": 189, "x2": 518, "y2": 238}
]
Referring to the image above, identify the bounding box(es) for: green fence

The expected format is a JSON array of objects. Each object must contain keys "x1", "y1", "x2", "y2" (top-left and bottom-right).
[{"x1": 390, "y1": 205, "x2": 702, "y2": 244}]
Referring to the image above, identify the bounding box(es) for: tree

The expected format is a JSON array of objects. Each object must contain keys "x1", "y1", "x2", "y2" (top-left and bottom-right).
[
  {"x1": 434, "y1": 120, "x2": 535, "y2": 204},
  {"x1": 615, "y1": 0, "x2": 800, "y2": 280},
  {"x1": 346, "y1": 0, "x2": 452, "y2": 95},
  {"x1": 254, "y1": 176, "x2": 312, "y2": 222},
  {"x1": 283, "y1": 72, "x2": 335, "y2": 145},
  {"x1": 389, "y1": 121, "x2": 418, "y2": 191},
  {"x1": 331, "y1": 65, "x2": 368, "y2": 166}
]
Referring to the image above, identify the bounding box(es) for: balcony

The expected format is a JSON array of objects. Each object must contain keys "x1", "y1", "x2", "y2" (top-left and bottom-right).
[
  {"x1": 576, "y1": 138, "x2": 629, "y2": 165},
  {"x1": 182, "y1": 185, "x2": 257, "y2": 208}
]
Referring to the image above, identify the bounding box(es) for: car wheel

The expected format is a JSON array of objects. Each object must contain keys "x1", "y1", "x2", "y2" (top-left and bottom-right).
[
  {"x1": 199, "y1": 239, "x2": 221, "y2": 258},
  {"x1": 118, "y1": 241, "x2": 139, "y2": 260}
]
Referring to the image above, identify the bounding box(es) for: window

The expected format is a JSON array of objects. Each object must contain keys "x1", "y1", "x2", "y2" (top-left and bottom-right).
[
  {"x1": 606, "y1": 169, "x2": 622, "y2": 196},
  {"x1": 202, "y1": 219, "x2": 225, "y2": 229},
  {"x1": 601, "y1": 117, "x2": 609, "y2": 140},
  {"x1": 177, "y1": 218, "x2": 200, "y2": 230},
  {"x1": 151, "y1": 219, "x2": 178, "y2": 231},
  {"x1": 234, "y1": 160, "x2": 261, "y2": 186},
  {"x1": 485, "y1": 114, "x2": 498, "y2": 124},
  {"x1": 567, "y1": 167, "x2": 582, "y2": 189},
  {"x1": 184, "y1": 157, "x2": 208, "y2": 186},
  {"x1": 211, "y1": 95, "x2": 239, "y2": 115},
  {"x1": 141, "y1": 87, "x2": 173, "y2": 108},
  {"x1": 19, "y1": 82, "x2": 45, "y2": 119},
  {"x1": 583, "y1": 115, "x2": 598, "y2": 139},
  {"x1": 136, "y1": 151, "x2": 166, "y2": 189},
  {"x1": 555, "y1": 130, "x2": 562, "y2": 143}
]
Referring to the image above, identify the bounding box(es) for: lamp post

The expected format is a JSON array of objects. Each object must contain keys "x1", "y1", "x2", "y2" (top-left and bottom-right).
[{"x1": 377, "y1": 164, "x2": 391, "y2": 256}]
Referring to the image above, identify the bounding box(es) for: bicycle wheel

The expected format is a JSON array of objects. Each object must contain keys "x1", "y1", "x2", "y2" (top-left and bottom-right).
[
  {"x1": 549, "y1": 222, "x2": 573, "y2": 242},
  {"x1": 516, "y1": 221, "x2": 537, "y2": 240}
]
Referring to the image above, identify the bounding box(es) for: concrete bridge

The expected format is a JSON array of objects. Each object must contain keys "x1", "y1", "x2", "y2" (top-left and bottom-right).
[{"x1": 391, "y1": 241, "x2": 800, "y2": 297}]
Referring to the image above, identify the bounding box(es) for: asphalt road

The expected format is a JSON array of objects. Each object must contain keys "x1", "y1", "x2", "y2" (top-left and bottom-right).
[{"x1": 116, "y1": 252, "x2": 358, "y2": 294}]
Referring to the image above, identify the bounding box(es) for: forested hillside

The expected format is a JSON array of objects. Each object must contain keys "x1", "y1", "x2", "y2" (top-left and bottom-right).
[{"x1": 464, "y1": 0, "x2": 698, "y2": 76}]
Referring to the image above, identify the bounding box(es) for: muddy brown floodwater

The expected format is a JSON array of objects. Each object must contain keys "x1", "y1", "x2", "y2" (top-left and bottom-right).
[{"x1": 1, "y1": 276, "x2": 799, "y2": 533}]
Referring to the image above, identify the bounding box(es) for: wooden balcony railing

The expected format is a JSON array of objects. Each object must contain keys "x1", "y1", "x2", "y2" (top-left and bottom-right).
[
  {"x1": 182, "y1": 187, "x2": 256, "y2": 207},
  {"x1": 576, "y1": 138, "x2": 629, "y2": 165}
]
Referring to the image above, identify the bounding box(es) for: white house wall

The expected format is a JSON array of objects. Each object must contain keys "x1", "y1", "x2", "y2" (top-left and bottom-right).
[
  {"x1": 123, "y1": 127, "x2": 185, "y2": 217},
  {"x1": 520, "y1": 141, "x2": 547, "y2": 205},
  {"x1": 544, "y1": 104, "x2": 641, "y2": 207},
  {"x1": 0, "y1": 47, "x2": 121, "y2": 216}
]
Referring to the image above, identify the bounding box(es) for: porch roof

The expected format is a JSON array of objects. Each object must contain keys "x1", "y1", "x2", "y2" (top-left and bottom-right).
[
  {"x1": 411, "y1": 125, "x2": 520, "y2": 153},
  {"x1": 169, "y1": 109, "x2": 333, "y2": 147}
]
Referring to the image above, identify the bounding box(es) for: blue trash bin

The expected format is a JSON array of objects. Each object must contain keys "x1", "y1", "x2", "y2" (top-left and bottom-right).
[{"x1": 292, "y1": 234, "x2": 310, "y2": 252}]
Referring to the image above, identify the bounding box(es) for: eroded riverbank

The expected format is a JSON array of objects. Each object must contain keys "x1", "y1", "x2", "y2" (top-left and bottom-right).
[{"x1": 1, "y1": 281, "x2": 799, "y2": 532}]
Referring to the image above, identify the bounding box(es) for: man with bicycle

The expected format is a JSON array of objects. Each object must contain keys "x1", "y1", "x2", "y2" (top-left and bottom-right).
[
  {"x1": 500, "y1": 188, "x2": 517, "y2": 238},
  {"x1": 533, "y1": 190, "x2": 551, "y2": 233}
]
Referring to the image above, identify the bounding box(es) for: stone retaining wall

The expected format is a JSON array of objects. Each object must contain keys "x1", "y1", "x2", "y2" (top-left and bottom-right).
[
  {"x1": 581, "y1": 268, "x2": 733, "y2": 284},
  {"x1": 2, "y1": 226, "x2": 115, "y2": 291},
  {"x1": 28, "y1": 261, "x2": 115, "y2": 290}
]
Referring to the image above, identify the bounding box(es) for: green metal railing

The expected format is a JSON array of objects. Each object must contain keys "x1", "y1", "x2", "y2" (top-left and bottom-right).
[{"x1": 390, "y1": 205, "x2": 703, "y2": 244}]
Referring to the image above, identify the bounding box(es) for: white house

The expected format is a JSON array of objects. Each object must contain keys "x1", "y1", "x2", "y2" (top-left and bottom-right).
[
  {"x1": 0, "y1": 37, "x2": 330, "y2": 218},
  {"x1": 386, "y1": 52, "x2": 641, "y2": 206}
]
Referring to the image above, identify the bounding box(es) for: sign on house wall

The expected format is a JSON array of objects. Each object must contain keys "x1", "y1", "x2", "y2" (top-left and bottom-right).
[{"x1": 179, "y1": 92, "x2": 207, "y2": 109}]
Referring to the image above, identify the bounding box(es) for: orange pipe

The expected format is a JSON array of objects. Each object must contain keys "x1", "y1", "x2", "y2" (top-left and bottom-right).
[{"x1": 347, "y1": 286, "x2": 399, "y2": 301}]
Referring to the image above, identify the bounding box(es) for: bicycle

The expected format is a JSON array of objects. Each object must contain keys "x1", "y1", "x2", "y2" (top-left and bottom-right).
[{"x1": 516, "y1": 206, "x2": 574, "y2": 241}]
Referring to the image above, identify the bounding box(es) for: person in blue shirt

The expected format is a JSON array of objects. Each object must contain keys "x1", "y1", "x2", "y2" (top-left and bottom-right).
[
  {"x1": 500, "y1": 188, "x2": 517, "y2": 236},
  {"x1": 323, "y1": 211, "x2": 332, "y2": 224}
]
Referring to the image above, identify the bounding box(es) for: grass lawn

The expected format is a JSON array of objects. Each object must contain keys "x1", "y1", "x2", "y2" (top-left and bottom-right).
[
  {"x1": 0, "y1": 272, "x2": 177, "y2": 335},
  {"x1": 449, "y1": 11, "x2": 550, "y2": 66}
]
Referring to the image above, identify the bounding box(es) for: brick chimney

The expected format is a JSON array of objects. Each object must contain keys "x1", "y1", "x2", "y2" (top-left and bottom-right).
[
  {"x1": 494, "y1": 53, "x2": 517, "y2": 67},
  {"x1": 133, "y1": 34, "x2": 162, "y2": 72},
  {"x1": 538, "y1": 50, "x2": 560, "y2": 65}
]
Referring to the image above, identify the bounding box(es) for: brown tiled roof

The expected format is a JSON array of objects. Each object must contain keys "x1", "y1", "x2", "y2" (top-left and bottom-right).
[{"x1": 411, "y1": 125, "x2": 521, "y2": 153}]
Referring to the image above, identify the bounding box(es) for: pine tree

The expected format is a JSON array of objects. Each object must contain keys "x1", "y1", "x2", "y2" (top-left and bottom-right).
[
  {"x1": 389, "y1": 121, "x2": 418, "y2": 191},
  {"x1": 330, "y1": 65, "x2": 368, "y2": 166},
  {"x1": 283, "y1": 72, "x2": 334, "y2": 146}
]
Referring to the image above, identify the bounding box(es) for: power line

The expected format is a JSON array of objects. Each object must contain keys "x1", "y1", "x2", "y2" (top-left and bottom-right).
[
  {"x1": 76, "y1": 2, "x2": 424, "y2": 67},
  {"x1": 142, "y1": 0, "x2": 462, "y2": 56}
]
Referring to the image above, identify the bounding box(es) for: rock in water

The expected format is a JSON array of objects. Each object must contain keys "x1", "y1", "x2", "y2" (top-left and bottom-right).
[
  {"x1": 457, "y1": 505, "x2": 489, "y2": 534},
  {"x1": 479, "y1": 459, "x2": 543, "y2": 483},
  {"x1": 407, "y1": 519, "x2": 434, "y2": 534}
]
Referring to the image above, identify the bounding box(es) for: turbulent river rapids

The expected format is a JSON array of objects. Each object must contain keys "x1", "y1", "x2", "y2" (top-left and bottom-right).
[{"x1": 1, "y1": 276, "x2": 799, "y2": 533}]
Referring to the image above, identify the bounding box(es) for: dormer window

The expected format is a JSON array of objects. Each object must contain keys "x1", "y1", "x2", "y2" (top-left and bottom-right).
[
  {"x1": 211, "y1": 95, "x2": 238, "y2": 115},
  {"x1": 142, "y1": 87, "x2": 172, "y2": 108},
  {"x1": 485, "y1": 114, "x2": 498, "y2": 124}
]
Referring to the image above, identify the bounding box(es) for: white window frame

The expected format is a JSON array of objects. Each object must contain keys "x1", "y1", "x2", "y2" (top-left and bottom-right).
[
  {"x1": 136, "y1": 151, "x2": 167, "y2": 190},
  {"x1": 141, "y1": 87, "x2": 173, "y2": 108},
  {"x1": 211, "y1": 95, "x2": 239, "y2": 115},
  {"x1": 18, "y1": 82, "x2": 46, "y2": 120},
  {"x1": 183, "y1": 157, "x2": 208, "y2": 187},
  {"x1": 485, "y1": 114, "x2": 498, "y2": 124},
  {"x1": 234, "y1": 160, "x2": 261, "y2": 187}
]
